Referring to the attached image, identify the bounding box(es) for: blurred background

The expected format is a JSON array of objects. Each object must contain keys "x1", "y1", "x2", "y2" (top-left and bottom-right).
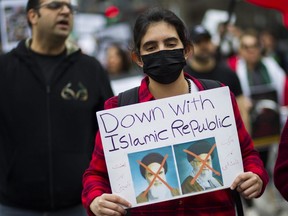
[
  {"x1": 1, "y1": 0, "x2": 288, "y2": 56},
  {"x1": 1, "y1": 0, "x2": 288, "y2": 215}
]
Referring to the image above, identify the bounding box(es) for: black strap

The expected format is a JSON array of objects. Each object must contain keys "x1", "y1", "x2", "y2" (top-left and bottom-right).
[
  {"x1": 118, "y1": 86, "x2": 139, "y2": 107},
  {"x1": 198, "y1": 78, "x2": 222, "y2": 89},
  {"x1": 117, "y1": 79, "x2": 221, "y2": 107},
  {"x1": 232, "y1": 190, "x2": 244, "y2": 216}
]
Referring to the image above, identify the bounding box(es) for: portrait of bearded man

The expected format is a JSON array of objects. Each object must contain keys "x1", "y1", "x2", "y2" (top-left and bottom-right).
[
  {"x1": 136, "y1": 152, "x2": 180, "y2": 203},
  {"x1": 181, "y1": 139, "x2": 223, "y2": 194}
]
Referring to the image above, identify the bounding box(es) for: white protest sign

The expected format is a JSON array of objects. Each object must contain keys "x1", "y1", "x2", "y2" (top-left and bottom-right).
[{"x1": 97, "y1": 86, "x2": 243, "y2": 207}]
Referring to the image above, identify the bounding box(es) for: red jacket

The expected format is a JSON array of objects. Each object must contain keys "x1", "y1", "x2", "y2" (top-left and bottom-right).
[
  {"x1": 82, "y1": 74, "x2": 269, "y2": 216},
  {"x1": 274, "y1": 119, "x2": 288, "y2": 201}
]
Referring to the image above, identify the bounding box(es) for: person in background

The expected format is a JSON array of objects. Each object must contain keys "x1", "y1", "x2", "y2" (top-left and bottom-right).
[
  {"x1": 105, "y1": 42, "x2": 143, "y2": 95},
  {"x1": 260, "y1": 29, "x2": 288, "y2": 75},
  {"x1": 0, "y1": 0, "x2": 113, "y2": 215},
  {"x1": 274, "y1": 118, "x2": 288, "y2": 201},
  {"x1": 105, "y1": 42, "x2": 132, "y2": 78},
  {"x1": 259, "y1": 30, "x2": 288, "y2": 107},
  {"x1": 82, "y1": 7, "x2": 268, "y2": 216},
  {"x1": 184, "y1": 25, "x2": 251, "y2": 133},
  {"x1": 233, "y1": 30, "x2": 286, "y2": 106},
  {"x1": 136, "y1": 152, "x2": 180, "y2": 203},
  {"x1": 213, "y1": 22, "x2": 242, "y2": 60},
  {"x1": 232, "y1": 29, "x2": 287, "y2": 216}
]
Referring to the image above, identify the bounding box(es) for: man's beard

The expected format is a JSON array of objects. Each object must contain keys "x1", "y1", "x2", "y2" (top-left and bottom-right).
[
  {"x1": 148, "y1": 181, "x2": 172, "y2": 200},
  {"x1": 199, "y1": 169, "x2": 213, "y2": 182},
  {"x1": 194, "y1": 53, "x2": 213, "y2": 64},
  {"x1": 194, "y1": 167, "x2": 213, "y2": 183}
]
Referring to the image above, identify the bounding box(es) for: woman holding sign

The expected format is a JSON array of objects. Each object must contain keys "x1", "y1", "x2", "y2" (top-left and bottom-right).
[{"x1": 82, "y1": 7, "x2": 269, "y2": 216}]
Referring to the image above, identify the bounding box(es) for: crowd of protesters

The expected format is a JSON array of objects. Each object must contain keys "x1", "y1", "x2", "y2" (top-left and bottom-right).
[{"x1": 0, "y1": 1, "x2": 288, "y2": 216}]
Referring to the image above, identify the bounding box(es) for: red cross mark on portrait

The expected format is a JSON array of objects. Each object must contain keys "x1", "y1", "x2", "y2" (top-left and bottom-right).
[
  {"x1": 183, "y1": 143, "x2": 220, "y2": 185},
  {"x1": 137, "y1": 154, "x2": 173, "y2": 198}
]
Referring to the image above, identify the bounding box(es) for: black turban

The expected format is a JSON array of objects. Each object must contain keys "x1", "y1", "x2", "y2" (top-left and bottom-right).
[
  {"x1": 140, "y1": 152, "x2": 168, "y2": 178},
  {"x1": 186, "y1": 140, "x2": 214, "y2": 162}
]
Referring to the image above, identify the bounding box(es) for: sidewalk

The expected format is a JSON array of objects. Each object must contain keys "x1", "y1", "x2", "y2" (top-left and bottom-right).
[{"x1": 243, "y1": 144, "x2": 288, "y2": 216}]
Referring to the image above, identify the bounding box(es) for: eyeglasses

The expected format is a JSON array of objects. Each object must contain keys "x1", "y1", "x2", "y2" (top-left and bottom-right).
[
  {"x1": 36, "y1": 1, "x2": 77, "y2": 14},
  {"x1": 240, "y1": 43, "x2": 260, "y2": 50}
]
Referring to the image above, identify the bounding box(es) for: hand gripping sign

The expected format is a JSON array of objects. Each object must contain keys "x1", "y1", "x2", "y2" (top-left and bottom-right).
[{"x1": 96, "y1": 86, "x2": 244, "y2": 207}]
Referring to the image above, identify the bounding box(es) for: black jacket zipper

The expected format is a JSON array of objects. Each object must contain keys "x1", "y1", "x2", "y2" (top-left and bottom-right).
[{"x1": 46, "y1": 85, "x2": 55, "y2": 209}]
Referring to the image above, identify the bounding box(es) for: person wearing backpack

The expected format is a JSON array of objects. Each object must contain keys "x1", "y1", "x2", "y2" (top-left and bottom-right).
[{"x1": 82, "y1": 7, "x2": 269, "y2": 216}]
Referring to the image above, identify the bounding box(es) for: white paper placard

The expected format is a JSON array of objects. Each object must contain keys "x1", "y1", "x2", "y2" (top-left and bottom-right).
[{"x1": 97, "y1": 86, "x2": 243, "y2": 207}]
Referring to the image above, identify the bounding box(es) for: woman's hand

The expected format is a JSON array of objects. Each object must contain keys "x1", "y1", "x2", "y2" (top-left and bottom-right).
[
  {"x1": 230, "y1": 171, "x2": 263, "y2": 199},
  {"x1": 90, "y1": 193, "x2": 131, "y2": 216}
]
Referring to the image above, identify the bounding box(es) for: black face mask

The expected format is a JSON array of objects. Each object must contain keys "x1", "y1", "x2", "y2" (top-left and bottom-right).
[{"x1": 141, "y1": 48, "x2": 186, "y2": 84}]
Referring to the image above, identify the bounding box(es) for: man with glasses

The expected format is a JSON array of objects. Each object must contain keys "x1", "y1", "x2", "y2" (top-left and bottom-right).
[
  {"x1": 233, "y1": 30, "x2": 287, "y2": 216},
  {"x1": 0, "y1": 0, "x2": 113, "y2": 215}
]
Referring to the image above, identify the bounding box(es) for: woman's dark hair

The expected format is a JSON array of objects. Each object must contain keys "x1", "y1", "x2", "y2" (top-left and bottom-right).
[
  {"x1": 108, "y1": 43, "x2": 131, "y2": 73},
  {"x1": 26, "y1": 0, "x2": 40, "y2": 27},
  {"x1": 132, "y1": 7, "x2": 192, "y2": 56}
]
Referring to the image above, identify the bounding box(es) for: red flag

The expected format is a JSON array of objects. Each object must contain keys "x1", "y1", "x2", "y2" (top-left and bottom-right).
[{"x1": 246, "y1": 0, "x2": 288, "y2": 28}]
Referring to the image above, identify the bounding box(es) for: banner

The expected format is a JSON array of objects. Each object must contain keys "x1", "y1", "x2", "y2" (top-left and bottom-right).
[
  {"x1": 246, "y1": 0, "x2": 288, "y2": 28},
  {"x1": 97, "y1": 87, "x2": 243, "y2": 207},
  {"x1": 0, "y1": 0, "x2": 30, "y2": 52}
]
